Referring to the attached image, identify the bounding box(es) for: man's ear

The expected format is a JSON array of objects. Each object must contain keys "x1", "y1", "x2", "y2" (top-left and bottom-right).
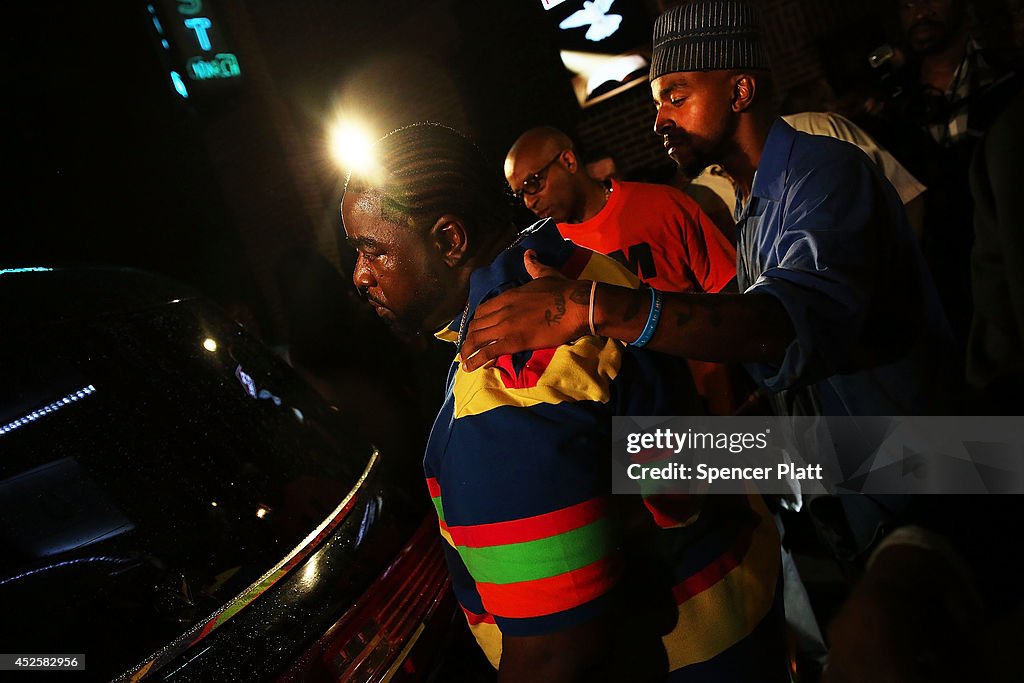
[
  {"x1": 562, "y1": 148, "x2": 580, "y2": 174},
  {"x1": 430, "y1": 214, "x2": 469, "y2": 267},
  {"x1": 731, "y1": 73, "x2": 757, "y2": 113}
]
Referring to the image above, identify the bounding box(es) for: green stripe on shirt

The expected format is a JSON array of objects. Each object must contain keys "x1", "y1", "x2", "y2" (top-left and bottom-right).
[{"x1": 456, "y1": 516, "x2": 614, "y2": 584}]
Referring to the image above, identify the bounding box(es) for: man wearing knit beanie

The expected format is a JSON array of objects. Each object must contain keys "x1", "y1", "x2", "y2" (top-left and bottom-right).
[
  {"x1": 464, "y1": 0, "x2": 955, "y2": 421},
  {"x1": 464, "y1": 8, "x2": 958, "y2": 679},
  {"x1": 649, "y1": 0, "x2": 772, "y2": 181}
]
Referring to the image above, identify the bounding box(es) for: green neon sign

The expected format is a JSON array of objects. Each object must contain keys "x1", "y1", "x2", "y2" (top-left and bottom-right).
[
  {"x1": 153, "y1": 0, "x2": 242, "y2": 88},
  {"x1": 177, "y1": 0, "x2": 202, "y2": 15},
  {"x1": 187, "y1": 52, "x2": 241, "y2": 80}
]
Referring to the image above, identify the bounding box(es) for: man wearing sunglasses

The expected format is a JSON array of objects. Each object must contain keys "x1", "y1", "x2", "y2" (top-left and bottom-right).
[
  {"x1": 504, "y1": 126, "x2": 735, "y2": 297},
  {"x1": 505, "y1": 126, "x2": 742, "y2": 415}
]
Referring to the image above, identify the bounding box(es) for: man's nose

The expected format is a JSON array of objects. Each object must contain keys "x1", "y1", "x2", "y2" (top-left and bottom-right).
[
  {"x1": 524, "y1": 192, "x2": 541, "y2": 211},
  {"x1": 352, "y1": 255, "x2": 375, "y2": 291},
  {"x1": 654, "y1": 107, "x2": 674, "y2": 136}
]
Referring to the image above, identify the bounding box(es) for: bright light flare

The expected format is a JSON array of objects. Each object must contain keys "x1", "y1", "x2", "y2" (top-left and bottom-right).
[
  {"x1": 203, "y1": 338, "x2": 217, "y2": 352},
  {"x1": 329, "y1": 120, "x2": 376, "y2": 173}
]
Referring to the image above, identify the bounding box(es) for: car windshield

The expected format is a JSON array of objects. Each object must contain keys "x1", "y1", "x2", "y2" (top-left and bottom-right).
[{"x1": 0, "y1": 297, "x2": 373, "y2": 676}]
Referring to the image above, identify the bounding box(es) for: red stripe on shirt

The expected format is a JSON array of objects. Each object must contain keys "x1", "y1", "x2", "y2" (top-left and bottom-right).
[
  {"x1": 476, "y1": 555, "x2": 620, "y2": 618},
  {"x1": 461, "y1": 606, "x2": 497, "y2": 625},
  {"x1": 426, "y1": 477, "x2": 441, "y2": 498},
  {"x1": 633, "y1": 447, "x2": 676, "y2": 464},
  {"x1": 672, "y1": 518, "x2": 756, "y2": 604},
  {"x1": 494, "y1": 347, "x2": 558, "y2": 390},
  {"x1": 560, "y1": 245, "x2": 592, "y2": 280},
  {"x1": 446, "y1": 497, "x2": 607, "y2": 548},
  {"x1": 642, "y1": 493, "x2": 701, "y2": 529}
]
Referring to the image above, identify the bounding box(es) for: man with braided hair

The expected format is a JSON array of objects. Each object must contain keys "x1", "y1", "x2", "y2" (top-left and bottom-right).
[{"x1": 342, "y1": 122, "x2": 787, "y2": 680}]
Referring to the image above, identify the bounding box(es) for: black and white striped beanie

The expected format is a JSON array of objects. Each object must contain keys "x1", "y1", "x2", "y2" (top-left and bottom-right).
[{"x1": 651, "y1": 0, "x2": 769, "y2": 79}]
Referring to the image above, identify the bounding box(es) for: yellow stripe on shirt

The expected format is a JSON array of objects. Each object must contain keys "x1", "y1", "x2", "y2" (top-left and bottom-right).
[{"x1": 452, "y1": 336, "x2": 623, "y2": 419}]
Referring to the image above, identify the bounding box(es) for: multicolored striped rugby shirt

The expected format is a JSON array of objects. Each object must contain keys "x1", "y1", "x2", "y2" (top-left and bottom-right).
[{"x1": 426, "y1": 219, "x2": 782, "y2": 677}]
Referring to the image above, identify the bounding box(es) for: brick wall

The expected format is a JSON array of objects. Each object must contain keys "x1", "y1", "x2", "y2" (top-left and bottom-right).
[
  {"x1": 654, "y1": 0, "x2": 878, "y2": 93},
  {"x1": 758, "y1": 0, "x2": 822, "y2": 89},
  {"x1": 575, "y1": 81, "x2": 672, "y2": 179}
]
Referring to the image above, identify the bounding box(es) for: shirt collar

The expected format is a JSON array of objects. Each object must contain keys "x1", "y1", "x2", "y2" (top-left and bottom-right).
[
  {"x1": 441, "y1": 218, "x2": 574, "y2": 346},
  {"x1": 560, "y1": 178, "x2": 619, "y2": 229},
  {"x1": 734, "y1": 118, "x2": 795, "y2": 222},
  {"x1": 749, "y1": 118, "x2": 796, "y2": 204}
]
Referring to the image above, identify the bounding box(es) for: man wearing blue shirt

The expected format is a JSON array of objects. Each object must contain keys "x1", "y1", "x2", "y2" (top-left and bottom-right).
[
  {"x1": 460, "y1": 12, "x2": 960, "y2": 674},
  {"x1": 461, "y1": 0, "x2": 956, "y2": 419}
]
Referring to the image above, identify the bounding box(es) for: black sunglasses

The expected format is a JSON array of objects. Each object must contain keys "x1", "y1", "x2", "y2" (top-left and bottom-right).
[{"x1": 512, "y1": 152, "x2": 565, "y2": 200}]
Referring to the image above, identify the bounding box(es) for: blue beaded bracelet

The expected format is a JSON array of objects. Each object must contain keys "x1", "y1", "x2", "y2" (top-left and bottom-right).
[{"x1": 630, "y1": 288, "x2": 663, "y2": 348}]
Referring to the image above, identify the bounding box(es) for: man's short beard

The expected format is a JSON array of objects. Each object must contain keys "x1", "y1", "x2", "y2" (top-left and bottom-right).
[
  {"x1": 385, "y1": 317, "x2": 431, "y2": 344},
  {"x1": 909, "y1": 11, "x2": 966, "y2": 56},
  {"x1": 676, "y1": 141, "x2": 721, "y2": 180},
  {"x1": 392, "y1": 269, "x2": 458, "y2": 340},
  {"x1": 911, "y1": 30, "x2": 954, "y2": 55},
  {"x1": 681, "y1": 157, "x2": 713, "y2": 180}
]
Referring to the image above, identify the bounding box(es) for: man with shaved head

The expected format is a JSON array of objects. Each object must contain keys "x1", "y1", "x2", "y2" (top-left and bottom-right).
[
  {"x1": 505, "y1": 127, "x2": 592, "y2": 225},
  {"x1": 505, "y1": 126, "x2": 734, "y2": 296},
  {"x1": 506, "y1": 125, "x2": 742, "y2": 414}
]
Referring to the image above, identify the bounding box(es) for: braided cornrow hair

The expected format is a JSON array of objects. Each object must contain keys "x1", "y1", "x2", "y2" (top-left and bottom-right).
[{"x1": 344, "y1": 123, "x2": 513, "y2": 254}]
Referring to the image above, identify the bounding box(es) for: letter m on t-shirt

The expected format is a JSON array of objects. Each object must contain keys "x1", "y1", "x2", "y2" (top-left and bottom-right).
[{"x1": 608, "y1": 242, "x2": 657, "y2": 280}]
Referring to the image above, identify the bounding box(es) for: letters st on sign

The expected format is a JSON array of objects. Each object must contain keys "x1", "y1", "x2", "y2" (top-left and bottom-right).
[{"x1": 151, "y1": 0, "x2": 242, "y2": 93}]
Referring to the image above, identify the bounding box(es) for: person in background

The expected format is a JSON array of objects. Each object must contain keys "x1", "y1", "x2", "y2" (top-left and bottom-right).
[
  {"x1": 679, "y1": 164, "x2": 738, "y2": 243},
  {"x1": 879, "y1": 0, "x2": 1021, "y2": 348},
  {"x1": 505, "y1": 125, "x2": 743, "y2": 415},
  {"x1": 967, "y1": 89, "x2": 1024, "y2": 414},
  {"x1": 1011, "y1": 0, "x2": 1024, "y2": 57},
  {"x1": 782, "y1": 111, "x2": 927, "y2": 239},
  {"x1": 504, "y1": 126, "x2": 736, "y2": 297},
  {"x1": 684, "y1": 111, "x2": 929, "y2": 241},
  {"x1": 823, "y1": 526, "x2": 985, "y2": 683},
  {"x1": 582, "y1": 147, "x2": 619, "y2": 183},
  {"x1": 823, "y1": 493, "x2": 1024, "y2": 683},
  {"x1": 892, "y1": 0, "x2": 1017, "y2": 149}
]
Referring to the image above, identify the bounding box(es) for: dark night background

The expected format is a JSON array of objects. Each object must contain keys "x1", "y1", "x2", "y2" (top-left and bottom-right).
[
  {"x1": 5, "y1": 0, "x2": 1019, "y2": 342},
  {"x1": 4, "y1": 1, "x2": 583, "y2": 339}
]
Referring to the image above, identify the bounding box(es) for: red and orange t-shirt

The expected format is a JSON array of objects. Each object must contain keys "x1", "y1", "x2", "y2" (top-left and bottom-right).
[
  {"x1": 557, "y1": 179, "x2": 736, "y2": 294},
  {"x1": 558, "y1": 180, "x2": 741, "y2": 415}
]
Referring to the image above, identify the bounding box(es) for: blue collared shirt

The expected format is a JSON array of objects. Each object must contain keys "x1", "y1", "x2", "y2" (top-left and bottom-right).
[
  {"x1": 735, "y1": 119, "x2": 956, "y2": 416},
  {"x1": 446, "y1": 218, "x2": 571, "y2": 346}
]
